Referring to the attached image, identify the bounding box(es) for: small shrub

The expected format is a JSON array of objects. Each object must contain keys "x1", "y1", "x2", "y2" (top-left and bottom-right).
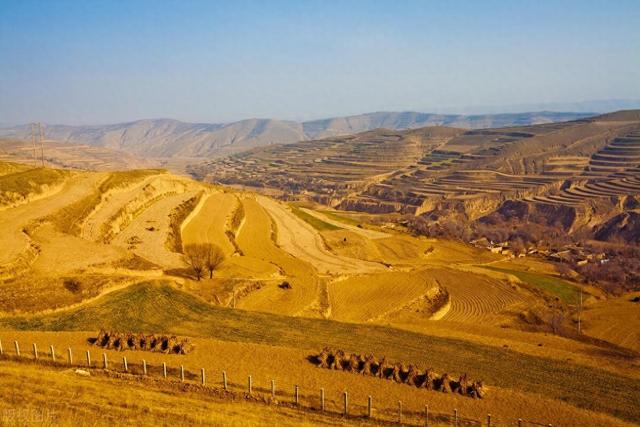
[
  {"x1": 63, "y1": 278, "x2": 82, "y2": 294},
  {"x1": 278, "y1": 281, "x2": 292, "y2": 290}
]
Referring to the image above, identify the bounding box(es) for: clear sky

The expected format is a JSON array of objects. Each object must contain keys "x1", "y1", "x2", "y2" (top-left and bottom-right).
[{"x1": 1, "y1": 0, "x2": 639, "y2": 125}]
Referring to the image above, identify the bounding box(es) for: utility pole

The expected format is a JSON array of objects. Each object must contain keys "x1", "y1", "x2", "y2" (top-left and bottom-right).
[
  {"x1": 38, "y1": 122, "x2": 45, "y2": 167},
  {"x1": 578, "y1": 289, "x2": 583, "y2": 334},
  {"x1": 30, "y1": 123, "x2": 38, "y2": 166}
]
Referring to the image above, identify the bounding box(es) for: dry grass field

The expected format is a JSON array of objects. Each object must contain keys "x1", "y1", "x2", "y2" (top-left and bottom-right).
[
  {"x1": 0, "y1": 283, "x2": 638, "y2": 426},
  {"x1": 0, "y1": 159, "x2": 638, "y2": 425},
  {"x1": 582, "y1": 292, "x2": 640, "y2": 352}
]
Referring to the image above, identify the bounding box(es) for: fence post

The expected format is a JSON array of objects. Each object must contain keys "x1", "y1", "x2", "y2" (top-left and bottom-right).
[
  {"x1": 294, "y1": 385, "x2": 299, "y2": 405},
  {"x1": 271, "y1": 379, "x2": 276, "y2": 399},
  {"x1": 454, "y1": 408, "x2": 458, "y2": 426},
  {"x1": 201, "y1": 368, "x2": 205, "y2": 385},
  {"x1": 248, "y1": 375, "x2": 252, "y2": 394},
  {"x1": 222, "y1": 371, "x2": 228, "y2": 390},
  {"x1": 123, "y1": 356, "x2": 128, "y2": 372},
  {"x1": 163, "y1": 362, "x2": 167, "y2": 379},
  {"x1": 33, "y1": 343, "x2": 38, "y2": 360},
  {"x1": 14, "y1": 341, "x2": 20, "y2": 357},
  {"x1": 50, "y1": 345, "x2": 55, "y2": 362},
  {"x1": 367, "y1": 396, "x2": 372, "y2": 418},
  {"x1": 180, "y1": 365, "x2": 185, "y2": 382},
  {"x1": 398, "y1": 401, "x2": 403, "y2": 424},
  {"x1": 102, "y1": 353, "x2": 108, "y2": 369},
  {"x1": 67, "y1": 348, "x2": 72, "y2": 365},
  {"x1": 86, "y1": 350, "x2": 91, "y2": 367},
  {"x1": 343, "y1": 391, "x2": 348, "y2": 416},
  {"x1": 487, "y1": 414, "x2": 491, "y2": 427},
  {"x1": 518, "y1": 419, "x2": 523, "y2": 427},
  {"x1": 320, "y1": 388, "x2": 325, "y2": 411},
  {"x1": 143, "y1": 359, "x2": 147, "y2": 375},
  {"x1": 425, "y1": 405, "x2": 429, "y2": 427},
  {"x1": 0, "y1": 339, "x2": 3, "y2": 356}
]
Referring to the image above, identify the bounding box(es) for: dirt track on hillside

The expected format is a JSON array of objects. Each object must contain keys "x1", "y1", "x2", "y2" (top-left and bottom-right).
[{"x1": 256, "y1": 195, "x2": 384, "y2": 275}]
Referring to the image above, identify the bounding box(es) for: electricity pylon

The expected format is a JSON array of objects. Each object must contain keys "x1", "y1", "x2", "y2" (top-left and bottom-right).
[
  {"x1": 38, "y1": 122, "x2": 45, "y2": 167},
  {"x1": 31, "y1": 123, "x2": 38, "y2": 166}
]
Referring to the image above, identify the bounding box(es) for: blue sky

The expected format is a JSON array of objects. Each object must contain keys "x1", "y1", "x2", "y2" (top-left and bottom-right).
[{"x1": 1, "y1": 0, "x2": 639, "y2": 124}]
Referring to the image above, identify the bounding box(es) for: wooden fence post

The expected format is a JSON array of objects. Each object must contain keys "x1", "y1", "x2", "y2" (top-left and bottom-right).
[
  {"x1": 271, "y1": 379, "x2": 276, "y2": 399},
  {"x1": 487, "y1": 414, "x2": 491, "y2": 427},
  {"x1": 518, "y1": 419, "x2": 523, "y2": 427},
  {"x1": 180, "y1": 365, "x2": 185, "y2": 382},
  {"x1": 123, "y1": 356, "x2": 128, "y2": 372},
  {"x1": 343, "y1": 391, "x2": 348, "y2": 416},
  {"x1": 320, "y1": 388, "x2": 325, "y2": 412},
  {"x1": 50, "y1": 345, "x2": 55, "y2": 362},
  {"x1": 398, "y1": 401, "x2": 403, "y2": 424},
  {"x1": 0, "y1": 339, "x2": 3, "y2": 356},
  {"x1": 248, "y1": 375, "x2": 252, "y2": 394},
  {"x1": 294, "y1": 385, "x2": 299, "y2": 405},
  {"x1": 86, "y1": 350, "x2": 91, "y2": 367},
  {"x1": 454, "y1": 408, "x2": 458, "y2": 426},
  {"x1": 67, "y1": 348, "x2": 72, "y2": 365},
  {"x1": 201, "y1": 368, "x2": 205, "y2": 385},
  {"x1": 102, "y1": 353, "x2": 107, "y2": 369},
  {"x1": 222, "y1": 371, "x2": 228, "y2": 390},
  {"x1": 14, "y1": 341, "x2": 20, "y2": 357},
  {"x1": 143, "y1": 359, "x2": 147, "y2": 375},
  {"x1": 425, "y1": 405, "x2": 429, "y2": 427},
  {"x1": 33, "y1": 343, "x2": 38, "y2": 360},
  {"x1": 163, "y1": 362, "x2": 167, "y2": 379},
  {"x1": 367, "y1": 396, "x2": 372, "y2": 418}
]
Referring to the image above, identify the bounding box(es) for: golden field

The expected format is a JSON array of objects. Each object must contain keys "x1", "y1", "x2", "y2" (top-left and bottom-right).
[{"x1": 0, "y1": 161, "x2": 639, "y2": 426}]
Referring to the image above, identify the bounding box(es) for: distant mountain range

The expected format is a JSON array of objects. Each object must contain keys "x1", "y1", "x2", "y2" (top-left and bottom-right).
[
  {"x1": 0, "y1": 111, "x2": 595, "y2": 159},
  {"x1": 424, "y1": 99, "x2": 640, "y2": 115}
]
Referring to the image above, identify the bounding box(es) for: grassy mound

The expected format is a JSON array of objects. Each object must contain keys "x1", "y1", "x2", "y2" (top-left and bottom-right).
[{"x1": 1, "y1": 282, "x2": 638, "y2": 423}]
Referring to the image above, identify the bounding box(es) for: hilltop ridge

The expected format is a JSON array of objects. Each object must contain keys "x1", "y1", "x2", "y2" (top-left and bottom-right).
[{"x1": 0, "y1": 111, "x2": 594, "y2": 160}]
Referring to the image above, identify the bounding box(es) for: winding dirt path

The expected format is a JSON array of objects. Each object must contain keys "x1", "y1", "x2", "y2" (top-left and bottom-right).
[{"x1": 256, "y1": 195, "x2": 384, "y2": 275}]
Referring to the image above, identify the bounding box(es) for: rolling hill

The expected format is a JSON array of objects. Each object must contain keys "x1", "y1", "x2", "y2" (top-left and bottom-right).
[
  {"x1": 191, "y1": 110, "x2": 640, "y2": 245},
  {"x1": 0, "y1": 111, "x2": 594, "y2": 160},
  {"x1": 1, "y1": 159, "x2": 639, "y2": 426}
]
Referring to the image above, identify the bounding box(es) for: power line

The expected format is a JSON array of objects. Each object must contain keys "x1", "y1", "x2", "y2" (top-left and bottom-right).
[
  {"x1": 38, "y1": 122, "x2": 45, "y2": 167},
  {"x1": 30, "y1": 123, "x2": 38, "y2": 167}
]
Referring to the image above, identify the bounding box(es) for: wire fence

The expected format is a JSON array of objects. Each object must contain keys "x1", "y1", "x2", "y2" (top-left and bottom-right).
[{"x1": 0, "y1": 339, "x2": 556, "y2": 426}]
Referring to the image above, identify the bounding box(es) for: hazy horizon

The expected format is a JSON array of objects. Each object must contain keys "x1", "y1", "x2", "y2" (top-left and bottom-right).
[{"x1": 1, "y1": 0, "x2": 639, "y2": 125}]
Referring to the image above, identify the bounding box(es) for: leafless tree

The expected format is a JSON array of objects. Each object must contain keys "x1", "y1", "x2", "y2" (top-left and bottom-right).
[
  {"x1": 205, "y1": 244, "x2": 225, "y2": 278},
  {"x1": 184, "y1": 243, "x2": 208, "y2": 280}
]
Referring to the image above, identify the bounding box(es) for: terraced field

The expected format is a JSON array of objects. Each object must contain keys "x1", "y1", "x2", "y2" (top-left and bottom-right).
[
  {"x1": 234, "y1": 197, "x2": 320, "y2": 316},
  {"x1": 192, "y1": 113, "x2": 640, "y2": 244},
  {"x1": 257, "y1": 195, "x2": 384, "y2": 275},
  {"x1": 1, "y1": 159, "x2": 638, "y2": 425},
  {"x1": 327, "y1": 270, "x2": 438, "y2": 322},
  {"x1": 181, "y1": 191, "x2": 238, "y2": 256},
  {"x1": 111, "y1": 191, "x2": 200, "y2": 268},
  {"x1": 582, "y1": 292, "x2": 640, "y2": 352},
  {"x1": 0, "y1": 172, "x2": 103, "y2": 269},
  {"x1": 530, "y1": 130, "x2": 640, "y2": 207}
]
